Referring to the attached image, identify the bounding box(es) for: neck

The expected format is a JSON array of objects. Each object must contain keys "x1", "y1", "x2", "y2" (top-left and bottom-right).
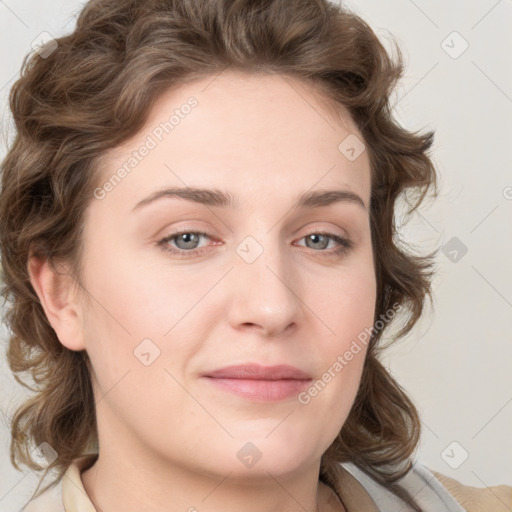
[{"x1": 81, "y1": 454, "x2": 345, "y2": 512}]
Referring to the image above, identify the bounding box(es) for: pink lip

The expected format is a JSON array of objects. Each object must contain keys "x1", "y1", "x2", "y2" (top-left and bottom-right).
[{"x1": 202, "y1": 364, "x2": 312, "y2": 401}]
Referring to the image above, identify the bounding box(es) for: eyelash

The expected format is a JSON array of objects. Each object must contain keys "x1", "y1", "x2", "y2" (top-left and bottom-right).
[{"x1": 157, "y1": 228, "x2": 353, "y2": 259}]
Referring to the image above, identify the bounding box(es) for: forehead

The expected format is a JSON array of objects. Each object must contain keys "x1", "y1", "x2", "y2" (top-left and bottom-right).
[{"x1": 94, "y1": 70, "x2": 371, "y2": 211}]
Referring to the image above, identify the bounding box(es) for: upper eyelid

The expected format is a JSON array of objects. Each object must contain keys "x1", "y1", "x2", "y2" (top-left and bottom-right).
[{"x1": 162, "y1": 227, "x2": 348, "y2": 240}]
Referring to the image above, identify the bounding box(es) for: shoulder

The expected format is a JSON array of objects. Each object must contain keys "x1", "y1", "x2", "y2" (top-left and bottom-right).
[
  {"x1": 22, "y1": 453, "x2": 98, "y2": 512},
  {"x1": 22, "y1": 480, "x2": 64, "y2": 512},
  {"x1": 340, "y1": 460, "x2": 512, "y2": 512},
  {"x1": 430, "y1": 468, "x2": 512, "y2": 512}
]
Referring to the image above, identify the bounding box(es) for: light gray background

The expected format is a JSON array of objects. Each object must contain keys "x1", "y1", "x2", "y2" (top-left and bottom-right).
[{"x1": 1, "y1": 0, "x2": 511, "y2": 510}]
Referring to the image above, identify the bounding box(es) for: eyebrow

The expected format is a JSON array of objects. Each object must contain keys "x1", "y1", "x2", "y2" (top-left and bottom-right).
[{"x1": 131, "y1": 186, "x2": 366, "y2": 212}]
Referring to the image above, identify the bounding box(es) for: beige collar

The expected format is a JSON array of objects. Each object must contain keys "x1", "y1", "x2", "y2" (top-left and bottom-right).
[{"x1": 325, "y1": 467, "x2": 379, "y2": 512}]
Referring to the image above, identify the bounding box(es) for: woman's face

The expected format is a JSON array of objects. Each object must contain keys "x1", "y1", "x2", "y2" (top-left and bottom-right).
[{"x1": 74, "y1": 70, "x2": 376, "y2": 479}]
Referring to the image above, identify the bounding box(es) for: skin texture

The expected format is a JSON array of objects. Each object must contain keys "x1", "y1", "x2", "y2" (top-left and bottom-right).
[{"x1": 28, "y1": 70, "x2": 376, "y2": 512}]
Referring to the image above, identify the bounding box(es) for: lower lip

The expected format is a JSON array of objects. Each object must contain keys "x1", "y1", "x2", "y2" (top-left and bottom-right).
[{"x1": 203, "y1": 377, "x2": 311, "y2": 401}]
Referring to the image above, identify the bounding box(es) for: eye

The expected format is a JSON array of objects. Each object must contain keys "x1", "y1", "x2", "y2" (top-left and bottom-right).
[
  {"x1": 157, "y1": 229, "x2": 213, "y2": 256},
  {"x1": 157, "y1": 229, "x2": 353, "y2": 258},
  {"x1": 294, "y1": 232, "x2": 353, "y2": 257}
]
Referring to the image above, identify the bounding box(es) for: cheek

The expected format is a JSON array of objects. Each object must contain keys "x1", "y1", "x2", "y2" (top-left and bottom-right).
[
  {"x1": 79, "y1": 245, "x2": 212, "y2": 399},
  {"x1": 81, "y1": 236, "x2": 184, "y2": 336},
  {"x1": 300, "y1": 266, "x2": 375, "y2": 416},
  {"x1": 312, "y1": 265, "x2": 377, "y2": 340}
]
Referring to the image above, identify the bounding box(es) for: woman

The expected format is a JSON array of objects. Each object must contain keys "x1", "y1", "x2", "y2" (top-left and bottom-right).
[{"x1": 0, "y1": 0, "x2": 510, "y2": 511}]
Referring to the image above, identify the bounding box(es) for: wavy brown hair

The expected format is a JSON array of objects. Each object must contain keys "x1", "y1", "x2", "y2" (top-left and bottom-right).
[{"x1": 0, "y1": 0, "x2": 438, "y2": 509}]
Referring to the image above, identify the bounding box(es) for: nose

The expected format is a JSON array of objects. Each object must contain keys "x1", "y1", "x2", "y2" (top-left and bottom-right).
[{"x1": 226, "y1": 240, "x2": 301, "y2": 338}]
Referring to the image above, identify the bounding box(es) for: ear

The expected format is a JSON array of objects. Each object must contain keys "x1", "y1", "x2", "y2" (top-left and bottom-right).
[{"x1": 27, "y1": 254, "x2": 86, "y2": 351}]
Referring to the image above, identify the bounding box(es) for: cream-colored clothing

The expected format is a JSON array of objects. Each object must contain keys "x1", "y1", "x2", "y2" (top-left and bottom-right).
[{"x1": 23, "y1": 453, "x2": 512, "y2": 512}]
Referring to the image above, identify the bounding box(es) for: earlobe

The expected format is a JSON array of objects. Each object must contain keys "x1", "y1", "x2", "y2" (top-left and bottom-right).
[{"x1": 27, "y1": 255, "x2": 86, "y2": 351}]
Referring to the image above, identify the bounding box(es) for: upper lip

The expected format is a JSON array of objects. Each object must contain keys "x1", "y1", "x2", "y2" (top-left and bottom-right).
[{"x1": 203, "y1": 364, "x2": 311, "y2": 380}]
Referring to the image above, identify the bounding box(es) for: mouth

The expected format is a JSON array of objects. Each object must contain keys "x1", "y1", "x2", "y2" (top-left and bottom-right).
[{"x1": 201, "y1": 364, "x2": 312, "y2": 401}]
